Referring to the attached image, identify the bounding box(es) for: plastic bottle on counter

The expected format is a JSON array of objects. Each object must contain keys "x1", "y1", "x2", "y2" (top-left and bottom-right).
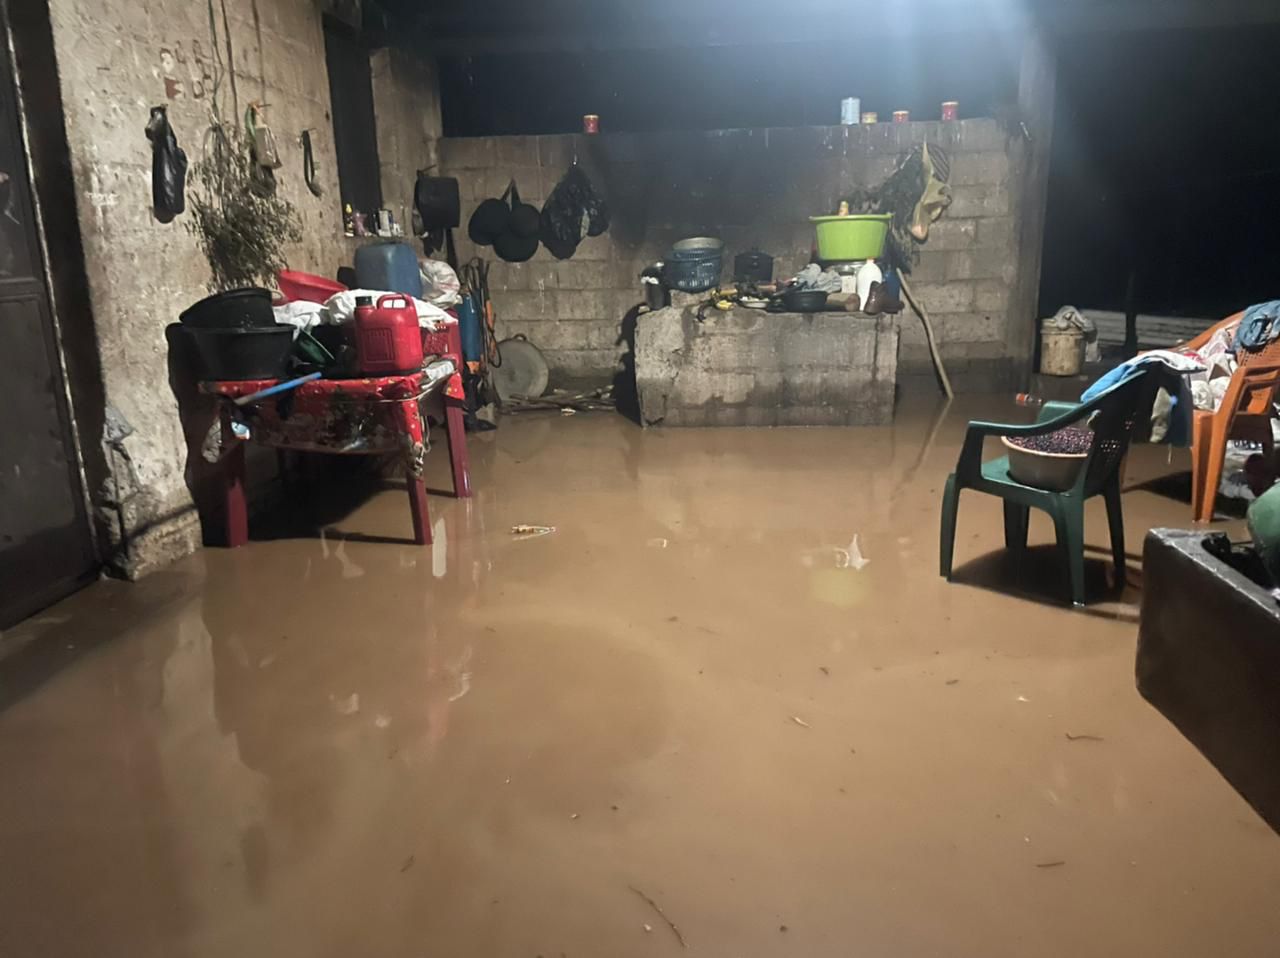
[
  {"x1": 1014, "y1": 393, "x2": 1044, "y2": 408},
  {"x1": 855, "y1": 258, "x2": 882, "y2": 306}
]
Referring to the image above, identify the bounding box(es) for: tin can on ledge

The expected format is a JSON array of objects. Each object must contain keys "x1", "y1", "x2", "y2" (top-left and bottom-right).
[
  {"x1": 840, "y1": 97, "x2": 861, "y2": 125},
  {"x1": 860, "y1": 111, "x2": 878, "y2": 124},
  {"x1": 583, "y1": 114, "x2": 599, "y2": 134},
  {"x1": 941, "y1": 101, "x2": 959, "y2": 121},
  {"x1": 892, "y1": 110, "x2": 910, "y2": 123}
]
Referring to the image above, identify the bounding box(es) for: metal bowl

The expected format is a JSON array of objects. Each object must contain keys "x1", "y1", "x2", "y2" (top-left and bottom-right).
[{"x1": 671, "y1": 236, "x2": 725, "y2": 255}]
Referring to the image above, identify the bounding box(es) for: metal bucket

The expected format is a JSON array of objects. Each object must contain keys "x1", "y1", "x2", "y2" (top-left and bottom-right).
[{"x1": 1040, "y1": 328, "x2": 1086, "y2": 376}]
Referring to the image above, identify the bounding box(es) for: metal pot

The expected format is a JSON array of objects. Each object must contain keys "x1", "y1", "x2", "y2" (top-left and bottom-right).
[
  {"x1": 779, "y1": 288, "x2": 829, "y2": 312},
  {"x1": 733, "y1": 247, "x2": 773, "y2": 283}
]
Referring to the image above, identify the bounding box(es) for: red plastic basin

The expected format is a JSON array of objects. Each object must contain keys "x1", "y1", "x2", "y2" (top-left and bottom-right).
[{"x1": 277, "y1": 269, "x2": 347, "y2": 304}]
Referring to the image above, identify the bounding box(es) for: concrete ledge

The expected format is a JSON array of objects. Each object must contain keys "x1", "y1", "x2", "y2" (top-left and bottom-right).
[
  {"x1": 1137, "y1": 529, "x2": 1280, "y2": 833},
  {"x1": 635, "y1": 306, "x2": 897, "y2": 427}
]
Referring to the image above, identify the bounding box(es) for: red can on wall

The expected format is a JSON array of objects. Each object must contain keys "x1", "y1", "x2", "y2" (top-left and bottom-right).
[
  {"x1": 941, "y1": 100, "x2": 959, "y2": 121},
  {"x1": 583, "y1": 114, "x2": 600, "y2": 134},
  {"x1": 892, "y1": 110, "x2": 910, "y2": 123}
]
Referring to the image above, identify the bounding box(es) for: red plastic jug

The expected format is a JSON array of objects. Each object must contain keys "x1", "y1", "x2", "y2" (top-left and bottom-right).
[{"x1": 354, "y1": 294, "x2": 423, "y2": 375}]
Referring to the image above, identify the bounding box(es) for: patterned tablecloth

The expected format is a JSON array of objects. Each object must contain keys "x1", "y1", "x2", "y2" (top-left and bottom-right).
[{"x1": 201, "y1": 362, "x2": 462, "y2": 477}]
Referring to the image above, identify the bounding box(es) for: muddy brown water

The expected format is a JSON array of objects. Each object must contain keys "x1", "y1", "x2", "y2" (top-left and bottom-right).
[{"x1": 1, "y1": 400, "x2": 1277, "y2": 957}]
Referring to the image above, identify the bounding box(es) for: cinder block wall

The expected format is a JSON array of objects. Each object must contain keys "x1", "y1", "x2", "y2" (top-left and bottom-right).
[{"x1": 439, "y1": 119, "x2": 1032, "y2": 393}]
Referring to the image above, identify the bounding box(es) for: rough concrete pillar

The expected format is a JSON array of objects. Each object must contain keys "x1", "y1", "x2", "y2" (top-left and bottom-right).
[
  {"x1": 370, "y1": 46, "x2": 443, "y2": 223},
  {"x1": 1009, "y1": 23, "x2": 1057, "y2": 383}
]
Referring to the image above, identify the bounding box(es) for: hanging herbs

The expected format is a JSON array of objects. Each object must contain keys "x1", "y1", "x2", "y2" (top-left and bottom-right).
[{"x1": 187, "y1": 123, "x2": 301, "y2": 292}]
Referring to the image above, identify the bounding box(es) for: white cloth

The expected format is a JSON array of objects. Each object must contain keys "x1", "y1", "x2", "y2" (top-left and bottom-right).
[
  {"x1": 1185, "y1": 318, "x2": 1240, "y2": 412},
  {"x1": 273, "y1": 300, "x2": 329, "y2": 333},
  {"x1": 1132, "y1": 349, "x2": 1206, "y2": 374},
  {"x1": 794, "y1": 263, "x2": 842, "y2": 293},
  {"x1": 419, "y1": 259, "x2": 462, "y2": 308}
]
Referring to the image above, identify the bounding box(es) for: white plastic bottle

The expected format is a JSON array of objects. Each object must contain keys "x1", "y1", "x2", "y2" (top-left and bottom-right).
[{"x1": 855, "y1": 258, "x2": 882, "y2": 306}]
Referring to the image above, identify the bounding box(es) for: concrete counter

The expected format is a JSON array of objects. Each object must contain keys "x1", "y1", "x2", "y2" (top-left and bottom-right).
[
  {"x1": 1137, "y1": 528, "x2": 1280, "y2": 832},
  {"x1": 634, "y1": 305, "x2": 898, "y2": 427}
]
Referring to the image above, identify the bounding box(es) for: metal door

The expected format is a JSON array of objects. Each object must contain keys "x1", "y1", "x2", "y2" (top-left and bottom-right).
[{"x1": 0, "y1": 16, "x2": 95, "y2": 628}]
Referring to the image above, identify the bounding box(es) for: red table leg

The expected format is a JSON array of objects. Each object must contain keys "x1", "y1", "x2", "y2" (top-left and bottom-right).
[
  {"x1": 397, "y1": 397, "x2": 432, "y2": 545},
  {"x1": 407, "y1": 477, "x2": 431, "y2": 545},
  {"x1": 444, "y1": 398, "x2": 472, "y2": 498},
  {"x1": 224, "y1": 437, "x2": 249, "y2": 548}
]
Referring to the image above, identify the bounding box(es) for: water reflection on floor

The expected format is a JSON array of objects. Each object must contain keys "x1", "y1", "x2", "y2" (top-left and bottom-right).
[{"x1": 1, "y1": 399, "x2": 1277, "y2": 958}]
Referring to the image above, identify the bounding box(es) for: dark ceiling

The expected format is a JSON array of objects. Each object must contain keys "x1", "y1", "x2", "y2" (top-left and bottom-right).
[{"x1": 366, "y1": 0, "x2": 1280, "y2": 53}]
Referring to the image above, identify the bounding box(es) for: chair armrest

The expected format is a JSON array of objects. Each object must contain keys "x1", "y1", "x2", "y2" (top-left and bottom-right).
[{"x1": 1037, "y1": 401, "x2": 1079, "y2": 423}]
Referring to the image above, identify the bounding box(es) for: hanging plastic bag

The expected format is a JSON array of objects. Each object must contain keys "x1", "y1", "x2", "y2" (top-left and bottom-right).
[
  {"x1": 538, "y1": 165, "x2": 609, "y2": 259},
  {"x1": 144, "y1": 105, "x2": 187, "y2": 223}
]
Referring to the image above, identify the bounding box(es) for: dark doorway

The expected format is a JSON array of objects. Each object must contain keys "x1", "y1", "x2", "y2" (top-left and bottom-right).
[{"x1": 0, "y1": 10, "x2": 95, "y2": 628}]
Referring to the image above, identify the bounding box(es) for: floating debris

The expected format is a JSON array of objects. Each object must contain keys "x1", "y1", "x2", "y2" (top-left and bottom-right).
[
  {"x1": 511, "y1": 524, "x2": 555, "y2": 538},
  {"x1": 330, "y1": 692, "x2": 360, "y2": 715},
  {"x1": 506, "y1": 385, "x2": 616, "y2": 413},
  {"x1": 790, "y1": 715, "x2": 811, "y2": 729},
  {"x1": 819, "y1": 666, "x2": 830, "y2": 676},
  {"x1": 834, "y1": 534, "x2": 870, "y2": 570},
  {"x1": 945, "y1": 679, "x2": 960, "y2": 685},
  {"x1": 1035, "y1": 860, "x2": 1066, "y2": 869},
  {"x1": 629, "y1": 885, "x2": 686, "y2": 948},
  {"x1": 1065, "y1": 733, "x2": 1105, "y2": 742},
  {"x1": 400, "y1": 855, "x2": 415, "y2": 873}
]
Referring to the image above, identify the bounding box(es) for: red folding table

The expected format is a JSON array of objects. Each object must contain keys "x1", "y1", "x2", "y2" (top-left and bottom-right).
[{"x1": 202, "y1": 329, "x2": 470, "y2": 546}]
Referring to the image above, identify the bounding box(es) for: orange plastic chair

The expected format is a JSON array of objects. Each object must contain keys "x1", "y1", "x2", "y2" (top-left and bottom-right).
[{"x1": 1180, "y1": 311, "x2": 1280, "y2": 521}]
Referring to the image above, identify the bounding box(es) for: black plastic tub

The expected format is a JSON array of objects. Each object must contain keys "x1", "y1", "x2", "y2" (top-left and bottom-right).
[
  {"x1": 665, "y1": 237, "x2": 724, "y2": 293},
  {"x1": 179, "y1": 287, "x2": 275, "y2": 329},
  {"x1": 186, "y1": 324, "x2": 295, "y2": 380}
]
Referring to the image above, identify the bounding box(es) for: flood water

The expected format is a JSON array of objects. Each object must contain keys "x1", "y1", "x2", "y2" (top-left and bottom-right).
[{"x1": 1, "y1": 400, "x2": 1277, "y2": 957}]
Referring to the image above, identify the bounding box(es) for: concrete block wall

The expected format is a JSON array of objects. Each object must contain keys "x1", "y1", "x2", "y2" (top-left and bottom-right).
[
  {"x1": 41, "y1": 0, "x2": 438, "y2": 575},
  {"x1": 439, "y1": 119, "x2": 1031, "y2": 392}
]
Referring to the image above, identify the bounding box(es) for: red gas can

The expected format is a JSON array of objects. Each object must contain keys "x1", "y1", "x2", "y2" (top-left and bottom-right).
[{"x1": 355, "y1": 293, "x2": 424, "y2": 375}]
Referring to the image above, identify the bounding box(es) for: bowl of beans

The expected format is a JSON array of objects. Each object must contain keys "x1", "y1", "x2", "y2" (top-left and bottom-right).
[{"x1": 1001, "y1": 426, "x2": 1093, "y2": 491}]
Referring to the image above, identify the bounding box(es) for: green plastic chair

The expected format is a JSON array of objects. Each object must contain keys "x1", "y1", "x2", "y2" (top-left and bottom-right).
[{"x1": 939, "y1": 369, "x2": 1155, "y2": 606}]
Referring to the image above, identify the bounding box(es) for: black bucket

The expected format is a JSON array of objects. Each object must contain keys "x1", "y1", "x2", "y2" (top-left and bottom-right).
[
  {"x1": 185, "y1": 324, "x2": 295, "y2": 380},
  {"x1": 179, "y1": 287, "x2": 275, "y2": 329}
]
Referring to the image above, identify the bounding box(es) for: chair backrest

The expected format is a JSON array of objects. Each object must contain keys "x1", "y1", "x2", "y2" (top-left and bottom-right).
[
  {"x1": 1077, "y1": 369, "x2": 1159, "y2": 497},
  {"x1": 1180, "y1": 310, "x2": 1243, "y2": 353},
  {"x1": 1226, "y1": 336, "x2": 1280, "y2": 418}
]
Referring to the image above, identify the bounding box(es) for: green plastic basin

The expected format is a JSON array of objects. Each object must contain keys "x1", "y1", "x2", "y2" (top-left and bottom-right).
[{"x1": 809, "y1": 213, "x2": 892, "y2": 261}]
